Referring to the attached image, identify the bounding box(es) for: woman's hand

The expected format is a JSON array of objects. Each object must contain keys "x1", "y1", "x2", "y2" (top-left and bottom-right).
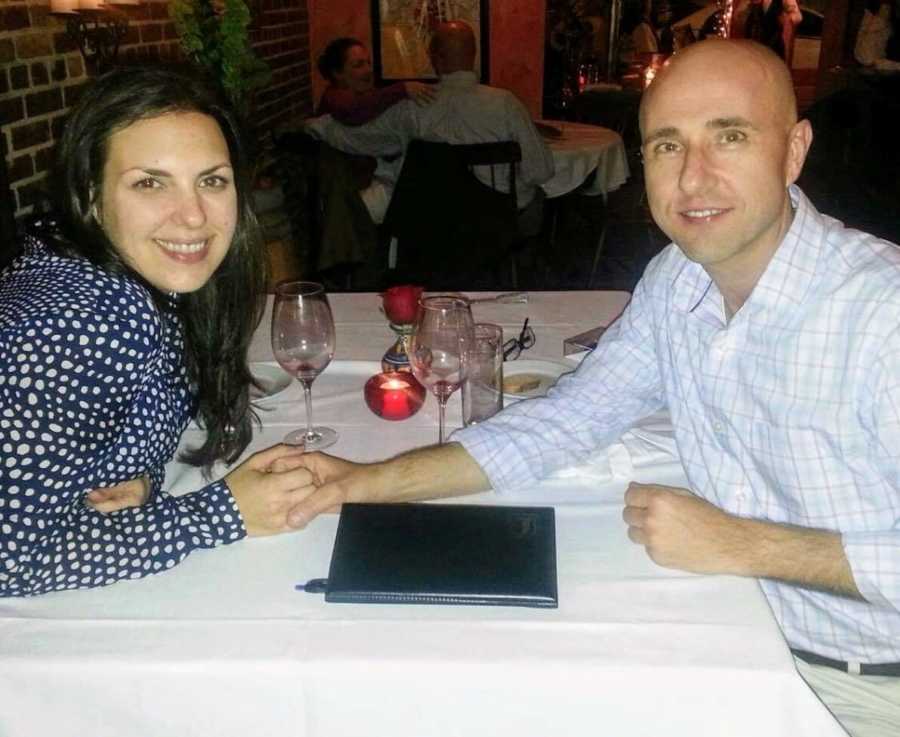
[
  {"x1": 404, "y1": 81, "x2": 437, "y2": 106},
  {"x1": 86, "y1": 476, "x2": 151, "y2": 513},
  {"x1": 224, "y1": 444, "x2": 320, "y2": 537}
]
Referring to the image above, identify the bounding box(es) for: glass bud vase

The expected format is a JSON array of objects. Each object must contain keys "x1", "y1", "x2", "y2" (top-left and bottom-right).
[{"x1": 381, "y1": 322, "x2": 414, "y2": 372}]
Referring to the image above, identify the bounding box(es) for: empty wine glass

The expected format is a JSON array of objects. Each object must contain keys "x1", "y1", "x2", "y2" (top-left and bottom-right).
[
  {"x1": 408, "y1": 295, "x2": 475, "y2": 444},
  {"x1": 271, "y1": 281, "x2": 338, "y2": 450}
]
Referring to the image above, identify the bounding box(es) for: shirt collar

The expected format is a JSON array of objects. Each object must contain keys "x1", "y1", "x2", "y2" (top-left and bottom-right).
[
  {"x1": 670, "y1": 185, "x2": 826, "y2": 321},
  {"x1": 439, "y1": 70, "x2": 478, "y2": 88}
]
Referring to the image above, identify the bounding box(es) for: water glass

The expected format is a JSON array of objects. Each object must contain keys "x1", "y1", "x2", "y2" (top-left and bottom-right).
[{"x1": 462, "y1": 323, "x2": 504, "y2": 427}]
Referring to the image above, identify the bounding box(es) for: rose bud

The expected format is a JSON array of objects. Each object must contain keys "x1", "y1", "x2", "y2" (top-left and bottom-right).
[{"x1": 382, "y1": 285, "x2": 424, "y2": 325}]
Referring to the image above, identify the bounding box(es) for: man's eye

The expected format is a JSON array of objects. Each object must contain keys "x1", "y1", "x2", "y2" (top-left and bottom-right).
[
  {"x1": 719, "y1": 130, "x2": 748, "y2": 145},
  {"x1": 652, "y1": 141, "x2": 681, "y2": 156}
]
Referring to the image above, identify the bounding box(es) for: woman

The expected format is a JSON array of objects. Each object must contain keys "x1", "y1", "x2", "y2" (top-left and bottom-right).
[
  {"x1": 316, "y1": 37, "x2": 435, "y2": 125},
  {"x1": 0, "y1": 66, "x2": 313, "y2": 597}
]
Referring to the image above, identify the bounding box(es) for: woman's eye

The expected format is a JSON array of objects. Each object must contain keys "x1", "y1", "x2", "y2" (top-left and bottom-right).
[
  {"x1": 200, "y1": 175, "x2": 230, "y2": 189},
  {"x1": 133, "y1": 178, "x2": 161, "y2": 190}
]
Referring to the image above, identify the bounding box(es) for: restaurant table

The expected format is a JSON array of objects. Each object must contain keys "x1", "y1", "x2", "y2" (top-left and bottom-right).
[
  {"x1": 0, "y1": 292, "x2": 845, "y2": 737},
  {"x1": 539, "y1": 120, "x2": 630, "y2": 199}
]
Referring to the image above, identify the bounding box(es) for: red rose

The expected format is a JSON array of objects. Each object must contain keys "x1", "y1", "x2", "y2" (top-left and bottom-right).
[{"x1": 382, "y1": 285, "x2": 424, "y2": 325}]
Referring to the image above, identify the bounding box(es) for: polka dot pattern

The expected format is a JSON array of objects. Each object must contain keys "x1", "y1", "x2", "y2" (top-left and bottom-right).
[{"x1": 0, "y1": 235, "x2": 246, "y2": 597}]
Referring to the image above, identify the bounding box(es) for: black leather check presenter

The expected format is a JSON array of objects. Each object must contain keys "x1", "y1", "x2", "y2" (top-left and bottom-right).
[{"x1": 299, "y1": 503, "x2": 558, "y2": 608}]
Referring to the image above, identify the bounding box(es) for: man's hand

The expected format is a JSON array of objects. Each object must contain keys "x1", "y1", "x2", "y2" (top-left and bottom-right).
[
  {"x1": 404, "y1": 81, "x2": 437, "y2": 106},
  {"x1": 623, "y1": 482, "x2": 863, "y2": 599},
  {"x1": 623, "y1": 482, "x2": 750, "y2": 575},
  {"x1": 86, "y1": 476, "x2": 151, "y2": 513},
  {"x1": 224, "y1": 444, "x2": 318, "y2": 536},
  {"x1": 285, "y1": 452, "x2": 361, "y2": 530}
]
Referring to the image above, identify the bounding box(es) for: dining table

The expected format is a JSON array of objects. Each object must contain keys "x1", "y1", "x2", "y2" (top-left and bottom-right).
[
  {"x1": 0, "y1": 291, "x2": 846, "y2": 737},
  {"x1": 539, "y1": 120, "x2": 630, "y2": 200}
]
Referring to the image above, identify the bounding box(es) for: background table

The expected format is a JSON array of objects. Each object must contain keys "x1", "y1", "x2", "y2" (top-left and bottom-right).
[
  {"x1": 0, "y1": 292, "x2": 845, "y2": 737},
  {"x1": 540, "y1": 121, "x2": 630, "y2": 199}
]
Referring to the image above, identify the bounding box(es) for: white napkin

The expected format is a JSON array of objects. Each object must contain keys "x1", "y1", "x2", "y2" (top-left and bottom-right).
[{"x1": 549, "y1": 412, "x2": 679, "y2": 484}]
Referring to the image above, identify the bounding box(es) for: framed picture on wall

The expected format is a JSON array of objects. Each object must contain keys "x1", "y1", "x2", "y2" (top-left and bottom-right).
[{"x1": 371, "y1": 0, "x2": 490, "y2": 83}]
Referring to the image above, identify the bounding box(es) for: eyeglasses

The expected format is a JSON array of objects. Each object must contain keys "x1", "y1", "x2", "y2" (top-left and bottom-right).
[{"x1": 503, "y1": 318, "x2": 536, "y2": 361}]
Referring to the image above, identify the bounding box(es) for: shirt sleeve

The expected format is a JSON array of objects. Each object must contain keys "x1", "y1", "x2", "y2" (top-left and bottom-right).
[
  {"x1": 0, "y1": 308, "x2": 246, "y2": 597},
  {"x1": 841, "y1": 322, "x2": 900, "y2": 611},
  {"x1": 505, "y1": 95, "x2": 555, "y2": 187},
  {"x1": 455, "y1": 274, "x2": 665, "y2": 491},
  {"x1": 318, "y1": 84, "x2": 409, "y2": 126},
  {"x1": 305, "y1": 101, "x2": 414, "y2": 159}
]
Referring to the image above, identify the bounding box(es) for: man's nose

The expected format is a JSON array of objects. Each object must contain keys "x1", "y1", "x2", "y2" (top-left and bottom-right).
[{"x1": 678, "y1": 145, "x2": 715, "y2": 195}]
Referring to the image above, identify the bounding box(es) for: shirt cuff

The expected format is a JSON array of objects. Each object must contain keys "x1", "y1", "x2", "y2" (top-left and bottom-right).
[{"x1": 842, "y1": 530, "x2": 900, "y2": 610}]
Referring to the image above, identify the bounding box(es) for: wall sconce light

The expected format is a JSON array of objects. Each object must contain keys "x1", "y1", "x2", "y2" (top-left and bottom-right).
[{"x1": 49, "y1": 0, "x2": 140, "y2": 74}]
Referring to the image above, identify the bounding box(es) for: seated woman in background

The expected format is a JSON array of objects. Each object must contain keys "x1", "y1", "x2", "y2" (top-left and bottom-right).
[
  {"x1": 0, "y1": 66, "x2": 314, "y2": 597},
  {"x1": 316, "y1": 37, "x2": 435, "y2": 125}
]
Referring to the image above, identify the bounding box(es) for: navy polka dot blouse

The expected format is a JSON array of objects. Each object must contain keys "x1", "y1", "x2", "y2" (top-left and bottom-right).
[{"x1": 0, "y1": 235, "x2": 246, "y2": 597}]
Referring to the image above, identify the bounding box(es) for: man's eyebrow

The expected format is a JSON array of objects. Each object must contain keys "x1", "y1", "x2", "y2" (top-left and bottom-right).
[
  {"x1": 643, "y1": 126, "x2": 679, "y2": 146},
  {"x1": 707, "y1": 116, "x2": 757, "y2": 131}
]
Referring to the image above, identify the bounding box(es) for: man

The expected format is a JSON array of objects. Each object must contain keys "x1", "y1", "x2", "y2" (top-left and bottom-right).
[
  {"x1": 289, "y1": 40, "x2": 900, "y2": 735},
  {"x1": 306, "y1": 20, "x2": 554, "y2": 233}
]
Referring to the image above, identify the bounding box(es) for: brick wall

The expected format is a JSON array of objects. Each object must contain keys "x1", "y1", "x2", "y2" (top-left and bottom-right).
[{"x1": 0, "y1": 0, "x2": 312, "y2": 222}]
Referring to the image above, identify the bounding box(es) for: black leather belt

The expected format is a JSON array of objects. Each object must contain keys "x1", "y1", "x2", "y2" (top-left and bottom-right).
[{"x1": 792, "y1": 648, "x2": 900, "y2": 677}]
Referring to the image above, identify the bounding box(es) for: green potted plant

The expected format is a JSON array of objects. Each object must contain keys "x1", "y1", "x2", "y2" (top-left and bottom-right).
[{"x1": 169, "y1": 0, "x2": 270, "y2": 117}]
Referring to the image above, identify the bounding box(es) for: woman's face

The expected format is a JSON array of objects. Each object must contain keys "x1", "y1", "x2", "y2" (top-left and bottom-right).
[
  {"x1": 335, "y1": 44, "x2": 373, "y2": 93},
  {"x1": 95, "y1": 111, "x2": 237, "y2": 294}
]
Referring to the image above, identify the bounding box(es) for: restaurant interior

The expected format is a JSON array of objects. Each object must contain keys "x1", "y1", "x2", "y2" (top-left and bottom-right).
[{"x1": 1, "y1": 0, "x2": 899, "y2": 291}]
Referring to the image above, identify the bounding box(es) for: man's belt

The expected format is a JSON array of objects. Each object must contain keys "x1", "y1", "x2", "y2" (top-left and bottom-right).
[{"x1": 792, "y1": 648, "x2": 900, "y2": 677}]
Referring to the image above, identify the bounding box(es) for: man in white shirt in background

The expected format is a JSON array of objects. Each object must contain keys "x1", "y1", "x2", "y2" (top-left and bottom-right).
[
  {"x1": 290, "y1": 40, "x2": 900, "y2": 736},
  {"x1": 305, "y1": 20, "x2": 555, "y2": 228}
]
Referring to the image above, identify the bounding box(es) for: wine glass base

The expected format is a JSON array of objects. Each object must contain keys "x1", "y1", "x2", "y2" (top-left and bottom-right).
[{"x1": 283, "y1": 426, "x2": 338, "y2": 451}]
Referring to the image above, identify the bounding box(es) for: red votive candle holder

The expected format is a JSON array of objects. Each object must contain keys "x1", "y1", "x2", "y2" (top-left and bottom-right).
[{"x1": 364, "y1": 371, "x2": 426, "y2": 421}]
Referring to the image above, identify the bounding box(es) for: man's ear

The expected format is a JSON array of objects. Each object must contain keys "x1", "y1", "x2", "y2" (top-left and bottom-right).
[{"x1": 784, "y1": 119, "x2": 813, "y2": 187}]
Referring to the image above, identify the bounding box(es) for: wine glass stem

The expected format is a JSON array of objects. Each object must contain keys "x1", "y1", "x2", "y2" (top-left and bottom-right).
[
  {"x1": 438, "y1": 395, "x2": 448, "y2": 445},
  {"x1": 301, "y1": 378, "x2": 316, "y2": 442}
]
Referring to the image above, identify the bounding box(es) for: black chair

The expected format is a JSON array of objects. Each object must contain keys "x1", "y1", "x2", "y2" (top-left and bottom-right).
[{"x1": 382, "y1": 139, "x2": 530, "y2": 289}]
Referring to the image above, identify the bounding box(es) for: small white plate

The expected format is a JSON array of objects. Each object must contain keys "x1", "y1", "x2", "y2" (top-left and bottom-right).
[
  {"x1": 249, "y1": 362, "x2": 292, "y2": 402},
  {"x1": 502, "y1": 358, "x2": 574, "y2": 401}
]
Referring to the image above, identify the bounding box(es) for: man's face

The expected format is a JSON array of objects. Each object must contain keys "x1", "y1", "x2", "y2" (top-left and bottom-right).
[{"x1": 640, "y1": 47, "x2": 809, "y2": 278}]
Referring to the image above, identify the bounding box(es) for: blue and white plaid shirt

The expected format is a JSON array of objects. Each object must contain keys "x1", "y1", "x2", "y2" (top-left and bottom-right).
[{"x1": 457, "y1": 186, "x2": 900, "y2": 663}]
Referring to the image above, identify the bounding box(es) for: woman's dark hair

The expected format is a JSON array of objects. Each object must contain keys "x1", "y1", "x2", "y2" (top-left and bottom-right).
[
  {"x1": 50, "y1": 64, "x2": 267, "y2": 471},
  {"x1": 317, "y1": 37, "x2": 364, "y2": 82}
]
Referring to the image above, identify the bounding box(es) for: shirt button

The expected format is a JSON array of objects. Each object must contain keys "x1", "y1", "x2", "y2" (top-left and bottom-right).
[{"x1": 713, "y1": 421, "x2": 725, "y2": 433}]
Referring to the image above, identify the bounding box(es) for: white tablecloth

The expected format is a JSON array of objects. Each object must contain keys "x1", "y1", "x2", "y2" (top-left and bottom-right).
[
  {"x1": 541, "y1": 121, "x2": 630, "y2": 199},
  {"x1": 0, "y1": 292, "x2": 845, "y2": 737}
]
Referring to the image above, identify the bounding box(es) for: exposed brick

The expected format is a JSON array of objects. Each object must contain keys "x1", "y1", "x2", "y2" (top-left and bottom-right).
[
  {"x1": 53, "y1": 30, "x2": 78, "y2": 55},
  {"x1": 16, "y1": 178, "x2": 52, "y2": 212},
  {"x1": 0, "y1": 71, "x2": 8, "y2": 95},
  {"x1": 30, "y1": 61, "x2": 49, "y2": 86},
  {"x1": 0, "y1": 39, "x2": 14, "y2": 64},
  {"x1": 34, "y1": 146, "x2": 54, "y2": 175},
  {"x1": 66, "y1": 54, "x2": 84, "y2": 79},
  {"x1": 1, "y1": 5, "x2": 30, "y2": 31},
  {"x1": 9, "y1": 154, "x2": 34, "y2": 182},
  {"x1": 123, "y1": 25, "x2": 140, "y2": 44},
  {"x1": 63, "y1": 81, "x2": 86, "y2": 108},
  {"x1": 51, "y1": 58, "x2": 67, "y2": 82},
  {"x1": 15, "y1": 33, "x2": 53, "y2": 59},
  {"x1": 140, "y1": 24, "x2": 162, "y2": 43},
  {"x1": 11, "y1": 120, "x2": 50, "y2": 151},
  {"x1": 0, "y1": 96, "x2": 25, "y2": 126},
  {"x1": 51, "y1": 114, "x2": 67, "y2": 141},
  {"x1": 149, "y1": 2, "x2": 168, "y2": 19},
  {"x1": 10, "y1": 65, "x2": 29, "y2": 90},
  {"x1": 26, "y1": 87, "x2": 63, "y2": 117}
]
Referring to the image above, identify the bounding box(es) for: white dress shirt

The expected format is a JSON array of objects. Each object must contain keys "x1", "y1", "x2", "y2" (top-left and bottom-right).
[
  {"x1": 457, "y1": 186, "x2": 900, "y2": 665},
  {"x1": 305, "y1": 71, "x2": 555, "y2": 208}
]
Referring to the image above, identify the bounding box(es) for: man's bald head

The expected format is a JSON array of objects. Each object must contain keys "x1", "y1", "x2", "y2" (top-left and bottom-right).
[
  {"x1": 640, "y1": 39, "x2": 799, "y2": 136},
  {"x1": 429, "y1": 21, "x2": 477, "y2": 75}
]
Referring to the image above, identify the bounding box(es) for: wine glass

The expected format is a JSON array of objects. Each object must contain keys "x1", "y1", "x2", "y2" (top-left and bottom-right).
[
  {"x1": 408, "y1": 296, "x2": 475, "y2": 444},
  {"x1": 270, "y1": 281, "x2": 338, "y2": 450}
]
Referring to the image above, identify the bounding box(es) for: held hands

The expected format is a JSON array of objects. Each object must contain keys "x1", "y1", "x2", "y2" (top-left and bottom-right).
[
  {"x1": 285, "y1": 452, "x2": 361, "y2": 529},
  {"x1": 404, "y1": 81, "x2": 437, "y2": 106},
  {"x1": 86, "y1": 476, "x2": 151, "y2": 513},
  {"x1": 623, "y1": 482, "x2": 750, "y2": 575},
  {"x1": 224, "y1": 444, "x2": 319, "y2": 536}
]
